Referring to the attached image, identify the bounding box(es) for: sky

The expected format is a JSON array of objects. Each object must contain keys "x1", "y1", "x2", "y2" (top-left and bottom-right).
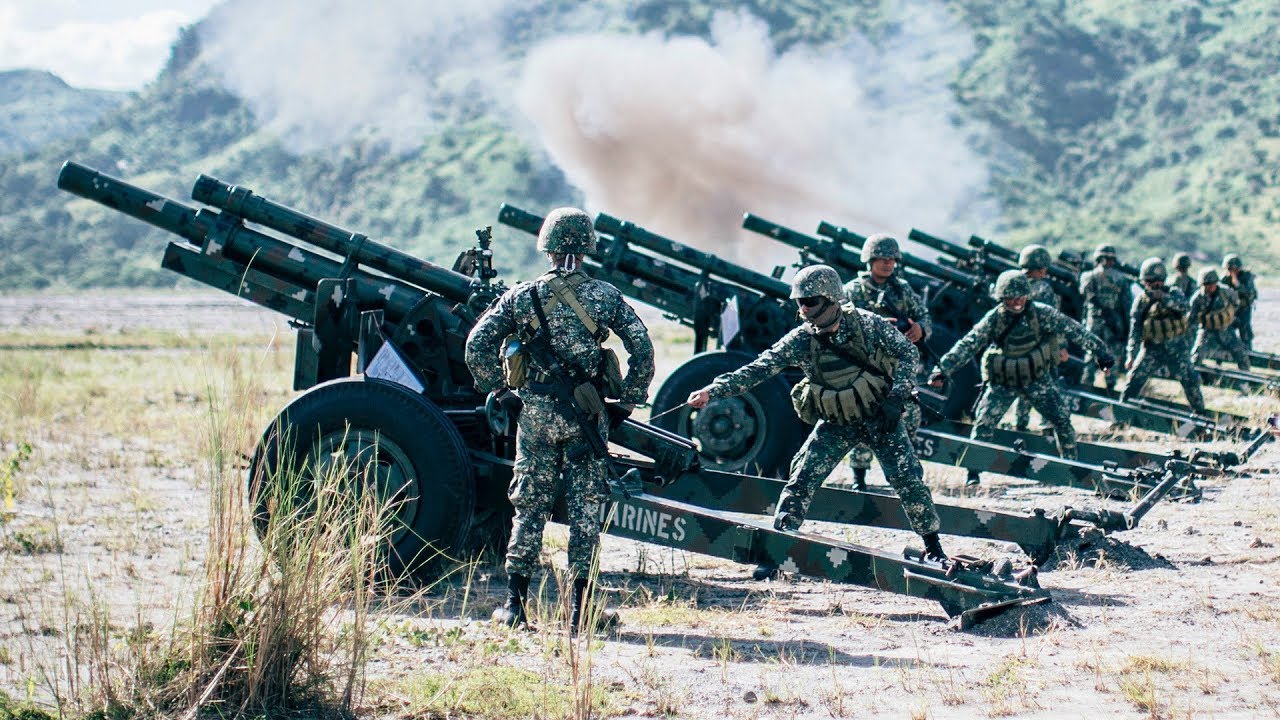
[{"x1": 0, "y1": 0, "x2": 221, "y2": 90}]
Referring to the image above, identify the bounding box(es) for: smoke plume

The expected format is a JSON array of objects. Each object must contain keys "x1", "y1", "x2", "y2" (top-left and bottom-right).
[
  {"x1": 196, "y1": 0, "x2": 515, "y2": 154},
  {"x1": 516, "y1": 5, "x2": 998, "y2": 261}
]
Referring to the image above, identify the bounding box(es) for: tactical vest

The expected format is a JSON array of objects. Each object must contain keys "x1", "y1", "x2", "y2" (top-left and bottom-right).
[
  {"x1": 1199, "y1": 293, "x2": 1236, "y2": 331},
  {"x1": 861, "y1": 277, "x2": 904, "y2": 319},
  {"x1": 790, "y1": 313, "x2": 898, "y2": 425},
  {"x1": 1141, "y1": 297, "x2": 1189, "y2": 344},
  {"x1": 504, "y1": 271, "x2": 625, "y2": 398},
  {"x1": 981, "y1": 307, "x2": 1061, "y2": 388}
]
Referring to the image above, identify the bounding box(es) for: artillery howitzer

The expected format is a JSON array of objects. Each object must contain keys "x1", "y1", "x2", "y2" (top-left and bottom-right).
[
  {"x1": 504, "y1": 207, "x2": 1212, "y2": 510},
  {"x1": 749, "y1": 217, "x2": 1257, "y2": 446},
  {"x1": 58, "y1": 162, "x2": 1056, "y2": 626},
  {"x1": 961, "y1": 235, "x2": 1280, "y2": 394}
]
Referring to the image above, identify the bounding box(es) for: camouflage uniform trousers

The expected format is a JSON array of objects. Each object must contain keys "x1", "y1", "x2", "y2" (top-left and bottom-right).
[
  {"x1": 1013, "y1": 372, "x2": 1065, "y2": 431},
  {"x1": 1192, "y1": 327, "x2": 1250, "y2": 371},
  {"x1": 503, "y1": 393, "x2": 609, "y2": 579},
  {"x1": 1230, "y1": 306, "x2": 1254, "y2": 351},
  {"x1": 1082, "y1": 318, "x2": 1125, "y2": 389},
  {"x1": 1124, "y1": 343, "x2": 1206, "y2": 414},
  {"x1": 971, "y1": 374, "x2": 1078, "y2": 459},
  {"x1": 777, "y1": 417, "x2": 940, "y2": 535},
  {"x1": 847, "y1": 401, "x2": 921, "y2": 471}
]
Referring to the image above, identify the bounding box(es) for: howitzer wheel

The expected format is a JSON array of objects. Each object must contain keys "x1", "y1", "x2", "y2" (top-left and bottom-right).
[
  {"x1": 248, "y1": 377, "x2": 475, "y2": 585},
  {"x1": 651, "y1": 350, "x2": 804, "y2": 478}
]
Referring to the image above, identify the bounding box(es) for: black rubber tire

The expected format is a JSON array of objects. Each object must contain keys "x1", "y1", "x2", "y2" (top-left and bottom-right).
[
  {"x1": 651, "y1": 350, "x2": 805, "y2": 478},
  {"x1": 248, "y1": 377, "x2": 474, "y2": 585}
]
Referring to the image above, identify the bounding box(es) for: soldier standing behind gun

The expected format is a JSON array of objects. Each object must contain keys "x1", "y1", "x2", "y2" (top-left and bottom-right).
[
  {"x1": 1190, "y1": 267, "x2": 1250, "y2": 371},
  {"x1": 1078, "y1": 244, "x2": 1130, "y2": 391},
  {"x1": 465, "y1": 207, "x2": 655, "y2": 633},
  {"x1": 1221, "y1": 254, "x2": 1257, "y2": 351},
  {"x1": 1120, "y1": 258, "x2": 1207, "y2": 415},
  {"x1": 841, "y1": 234, "x2": 931, "y2": 491},
  {"x1": 685, "y1": 265, "x2": 946, "y2": 579},
  {"x1": 1012, "y1": 245, "x2": 1063, "y2": 433},
  {"x1": 930, "y1": 271, "x2": 1113, "y2": 486},
  {"x1": 1171, "y1": 253, "x2": 1197, "y2": 299}
]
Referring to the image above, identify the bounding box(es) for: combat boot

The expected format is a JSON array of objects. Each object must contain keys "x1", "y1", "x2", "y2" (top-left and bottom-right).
[
  {"x1": 921, "y1": 532, "x2": 948, "y2": 564},
  {"x1": 492, "y1": 573, "x2": 530, "y2": 628},
  {"x1": 570, "y1": 578, "x2": 619, "y2": 635},
  {"x1": 852, "y1": 467, "x2": 867, "y2": 491}
]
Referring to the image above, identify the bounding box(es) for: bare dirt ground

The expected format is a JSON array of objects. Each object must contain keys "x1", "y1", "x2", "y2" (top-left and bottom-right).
[{"x1": 1, "y1": 288, "x2": 1279, "y2": 719}]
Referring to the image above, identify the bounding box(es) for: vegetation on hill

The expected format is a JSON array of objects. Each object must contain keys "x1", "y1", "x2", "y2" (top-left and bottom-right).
[{"x1": 0, "y1": 1, "x2": 1274, "y2": 290}]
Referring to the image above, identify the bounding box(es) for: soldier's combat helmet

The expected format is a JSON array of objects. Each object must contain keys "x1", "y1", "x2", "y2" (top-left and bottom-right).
[
  {"x1": 859, "y1": 234, "x2": 901, "y2": 264},
  {"x1": 1140, "y1": 257, "x2": 1167, "y2": 282},
  {"x1": 994, "y1": 269, "x2": 1032, "y2": 299},
  {"x1": 790, "y1": 264, "x2": 845, "y2": 304},
  {"x1": 1094, "y1": 244, "x2": 1118, "y2": 261},
  {"x1": 1173, "y1": 252, "x2": 1192, "y2": 271},
  {"x1": 1222, "y1": 254, "x2": 1243, "y2": 270},
  {"x1": 537, "y1": 207, "x2": 597, "y2": 254},
  {"x1": 1199, "y1": 267, "x2": 1219, "y2": 285},
  {"x1": 1019, "y1": 245, "x2": 1052, "y2": 270}
]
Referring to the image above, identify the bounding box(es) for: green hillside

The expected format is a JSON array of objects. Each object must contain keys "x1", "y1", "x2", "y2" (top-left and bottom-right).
[
  {"x1": 0, "y1": 70, "x2": 128, "y2": 157},
  {"x1": 0, "y1": 1, "x2": 1275, "y2": 290}
]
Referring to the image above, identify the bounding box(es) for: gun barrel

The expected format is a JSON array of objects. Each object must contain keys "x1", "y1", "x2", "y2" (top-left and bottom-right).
[
  {"x1": 970, "y1": 234, "x2": 1081, "y2": 287},
  {"x1": 908, "y1": 228, "x2": 976, "y2": 262},
  {"x1": 191, "y1": 175, "x2": 474, "y2": 303},
  {"x1": 741, "y1": 214, "x2": 865, "y2": 276},
  {"x1": 596, "y1": 213, "x2": 791, "y2": 299},
  {"x1": 58, "y1": 161, "x2": 208, "y2": 245}
]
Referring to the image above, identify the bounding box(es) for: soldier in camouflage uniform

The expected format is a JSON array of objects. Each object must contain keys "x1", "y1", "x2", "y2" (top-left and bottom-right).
[
  {"x1": 930, "y1": 271, "x2": 1113, "y2": 485},
  {"x1": 842, "y1": 235, "x2": 930, "y2": 490},
  {"x1": 1171, "y1": 253, "x2": 1196, "y2": 299},
  {"x1": 1221, "y1": 254, "x2": 1257, "y2": 351},
  {"x1": 1120, "y1": 258, "x2": 1207, "y2": 415},
  {"x1": 1078, "y1": 244, "x2": 1130, "y2": 391},
  {"x1": 465, "y1": 207, "x2": 655, "y2": 632},
  {"x1": 687, "y1": 264, "x2": 945, "y2": 578},
  {"x1": 1165, "y1": 253, "x2": 1197, "y2": 363},
  {"x1": 1189, "y1": 267, "x2": 1250, "y2": 371},
  {"x1": 1011, "y1": 245, "x2": 1062, "y2": 432}
]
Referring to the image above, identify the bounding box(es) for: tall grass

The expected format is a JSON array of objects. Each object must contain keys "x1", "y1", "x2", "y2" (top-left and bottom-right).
[{"x1": 4, "y1": 337, "x2": 399, "y2": 718}]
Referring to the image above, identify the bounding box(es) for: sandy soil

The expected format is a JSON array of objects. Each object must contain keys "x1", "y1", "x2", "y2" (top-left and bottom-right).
[{"x1": 1, "y1": 287, "x2": 1278, "y2": 719}]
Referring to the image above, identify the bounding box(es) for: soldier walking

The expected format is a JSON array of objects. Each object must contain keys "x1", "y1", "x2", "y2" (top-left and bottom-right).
[
  {"x1": 1190, "y1": 267, "x2": 1250, "y2": 370},
  {"x1": 1078, "y1": 244, "x2": 1130, "y2": 391},
  {"x1": 686, "y1": 265, "x2": 946, "y2": 579},
  {"x1": 465, "y1": 207, "x2": 655, "y2": 633},
  {"x1": 930, "y1": 271, "x2": 1113, "y2": 486},
  {"x1": 1120, "y1": 258, "x2": 1207, "y2": 415},
  {"x1": 1011, "y1": 245, "x2": 1062, "y2": 432},
  {"x1": 1171, "y1": 253, "x2": 1196, "y2": 299},
  {"x1": 841, "y1": 235, "x2": 931, "y2": 490},
  {"x1": 1221, "y1": 254, "x2": 1257, "y2": 351}
]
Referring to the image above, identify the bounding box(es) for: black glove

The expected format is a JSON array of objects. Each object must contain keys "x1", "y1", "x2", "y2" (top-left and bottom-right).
[
  {"x1": 878, "y1": 396, "x2": 905, "y2": 433},
  {"x1": 1096, "y1": 352, "x2": 1115, "y2": 371},
  {"x1": 928, "y1": 370, "x2": 946, "y2": 387},
  {"x1": 495, "y1": 389, "x2": 524, "y2": 415},
  {"x1": 605, "y1": 402, "x2": 635, "y2": 430}
]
